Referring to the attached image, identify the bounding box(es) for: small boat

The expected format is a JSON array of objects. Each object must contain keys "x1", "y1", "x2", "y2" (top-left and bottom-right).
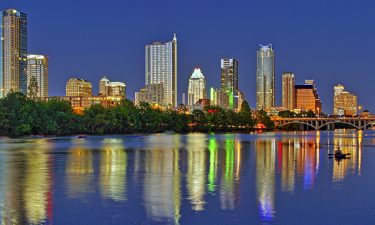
[
  {"x1": 328, "y1": 148, "x2": 350, "y2": 159},
  {"x1": 78, "y1": 135, "x2": 87, "y2": 139}
]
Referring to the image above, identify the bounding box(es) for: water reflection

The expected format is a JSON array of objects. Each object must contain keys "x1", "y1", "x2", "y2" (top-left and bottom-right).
[
  {"x1": 66, "y1": 146, "x2": 94, "y2": 198},
  {"x1": 143, "y1": 143, "x2": 181, "y2": 224},
  {"x1": 332, "y1": 130, "x2": 362, "y2": 182},
  {"x1": 186, "y1": 134, "x2": 206, "y2": 211},
  {"x1": 0, "y1": 140, "x2": 52, "y2": 225},
  {"x1": 0, "y1": 130, "x2": 368, "y2": 224},
  {"x1": 256, "y1": 139, "x2": 276, "y2": 222}
]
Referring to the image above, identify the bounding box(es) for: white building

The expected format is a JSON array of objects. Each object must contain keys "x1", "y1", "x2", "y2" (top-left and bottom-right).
[
  {"x1": 188, "y1": 68, "x2": 206, "y2": 107},
  {"x1": 145, "y1": 34, "x2": 177, "y2": 107}
]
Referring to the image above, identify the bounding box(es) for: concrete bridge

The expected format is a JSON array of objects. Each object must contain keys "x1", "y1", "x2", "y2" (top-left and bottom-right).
[{"x1": 272, "y1": 117, "x2": 375, "y2": 130}]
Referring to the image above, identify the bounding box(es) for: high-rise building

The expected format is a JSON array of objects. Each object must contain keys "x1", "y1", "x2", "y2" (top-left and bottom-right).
[
  {"x1": 256, "y1": 44, "x2": 274, "y2": 111},
  {"x1": 145, "y1": 34, "x2": 177, "y2": 107},
  {"x1": 295, "y1": 80, "x2": 322, "y2": 114},
  {"x1": 188, "y1": 68, "x2": 206, "y2": 107},
  {"x1": 99, "y1": 76, "x2": 126, "y2": 98},
  {"x1": 66, "y1": 78, "x2": 92, "y2": 97},
  {"x1": 0, "y1": 9, "x2": 27, "y2": 97},
  {"x1": 26, "y1": 54, "x2": 48, "y2": 97},
  {"x1": 221, "y1": 59, "x2": 239, "y2": 94},
  {"x1": 333, "y1": 84, "x2": 357, "y2": 116},
  {"x1": 282, "y1": 72, "x2": 295, "y2": 110},
  {"x1": 99, "y1": 76, "x2": 110, "y2": 96}
]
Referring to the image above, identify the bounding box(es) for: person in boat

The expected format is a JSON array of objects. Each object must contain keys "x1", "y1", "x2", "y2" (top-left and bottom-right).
[{"x1": 335, "y1": 147, "x2": 343, "y2": 156}]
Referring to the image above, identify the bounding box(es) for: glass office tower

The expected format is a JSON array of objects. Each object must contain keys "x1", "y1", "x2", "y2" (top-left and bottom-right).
[
  {"x1": 188, "y1": 68, "x2": 206, "y2": 107},
  {"x1": 256, "y1": 44, "x2": 274, "y2": 110},
  {"x1": 0, "y1": 9, "x2": 27, "y2": 97}
]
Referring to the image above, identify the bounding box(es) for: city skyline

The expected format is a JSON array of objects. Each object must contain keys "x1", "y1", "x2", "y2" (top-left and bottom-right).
[{"x1": 1, "y1": 1, "x2": 375, "y2": 113}]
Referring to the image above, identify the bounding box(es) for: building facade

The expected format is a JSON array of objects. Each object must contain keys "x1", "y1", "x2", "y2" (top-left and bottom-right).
[
  {"x1": 145, "y1": 34, "x2": 177, "y2": 107},
  {"x1": 256, "y1": 44, "x2": 274, "y2": 111},
  {"x1": 333, "y1": 84, "x2": 357, "y2": 116},
  {"x1": 295, "y1": 80, "x2": 322, "y2": 114},
  {"x1": 99, "y1": 76, "x2": 126, "y2": 98},
  {"x1": 221, "y1": 58, "x2": 239, "y2": 94},
  {"x1": 282, "y1": 72, "x2": 295, "y2": 110},
  {"x1": 26, "y1": 54, "x2": 48, "y2": 97},
  {"x1": 210, "y1": 87, "x2": 229, "y2": 109},
  {"x1": 99, "y1": 76, "x2": 110, "y2": 96},
  {"x1": 188, "y1": 68, "x2": 206, "y2": 107},
  {"x1": 66, "y1": 78, "x2": 92, "y2": 97},
  {"x1": 134, "y1": 83, "x2": 164, "y2": 106},
  {"x1": 0, "y1": 9, "x2": 28, "y2": 97}
]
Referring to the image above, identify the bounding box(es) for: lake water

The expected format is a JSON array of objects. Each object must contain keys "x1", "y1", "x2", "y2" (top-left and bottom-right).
[{"x1": 0, "y1": 130, "x2": 374, "y2": 225}]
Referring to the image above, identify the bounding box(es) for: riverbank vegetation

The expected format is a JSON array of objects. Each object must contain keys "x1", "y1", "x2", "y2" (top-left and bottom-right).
[{"x1": 0, "y1": 93, "x2": 275, "y2": 137}]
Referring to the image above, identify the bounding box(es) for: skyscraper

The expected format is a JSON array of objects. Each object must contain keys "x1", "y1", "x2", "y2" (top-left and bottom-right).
[
  {"x1": 282, "y1": 72, "x2": 295, "y2": 110},
  {"x1": 188, "y1": 68, "x2": 206, "y2": 107},
  {"x1": 221, "y1": 59, "x2": 239, "y2": 94},
  {"x1": 333, "y1": 84, "x2": 357, "y2": 116},
  {"x1": 27, "y1": 54, "x2": 48, "y2": 98},
  {"x1": 145, "y1": 34, "x2": 177, "y2": 107},
  {"x1": 0, "y1": 9, "x2": 27, "y2": 97},
  {"x1": 256, "y1": 44, "x2": 274, "y2": 111}
]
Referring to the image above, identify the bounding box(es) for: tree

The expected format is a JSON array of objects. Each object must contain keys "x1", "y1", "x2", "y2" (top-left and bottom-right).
[
  {"x1": 256, "y1": 109, "x2": 274, "y2": 129},
  {"x1": 28, "y1": 76, "x2": 39, "y2": 100}
]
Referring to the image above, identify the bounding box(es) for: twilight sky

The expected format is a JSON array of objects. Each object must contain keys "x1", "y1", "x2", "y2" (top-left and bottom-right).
[{"x1": 1, "y1": 0, "x2": 375, "y2": 113}]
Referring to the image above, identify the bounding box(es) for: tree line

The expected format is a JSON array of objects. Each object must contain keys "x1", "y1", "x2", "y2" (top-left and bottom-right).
[{"x1": 0, "y1": 93, "x2": 278, "y2": 137}]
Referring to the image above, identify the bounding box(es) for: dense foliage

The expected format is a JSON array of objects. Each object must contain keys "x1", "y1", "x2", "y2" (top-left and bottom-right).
[{"x1": 0, "y1": 94, "x2": 272, "y2": 137}]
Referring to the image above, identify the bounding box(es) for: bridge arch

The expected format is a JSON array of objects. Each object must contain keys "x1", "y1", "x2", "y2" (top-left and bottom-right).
[
  {"x1": 362, "y1": 122, "x2": 375, "y2": 130},
  {"x1": 278, "y1": 121, "x2": 317, "y2": 130},
  {"x1": 318, "y1": 121, "x2": 359, "y2": 130}
]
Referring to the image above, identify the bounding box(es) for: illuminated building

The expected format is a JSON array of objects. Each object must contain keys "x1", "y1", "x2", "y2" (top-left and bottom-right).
[
  {"x1": 145, "y1": 34, "x2": 177, "y2": 107},
  {"x1": 333, "y1": 84, "x2": 357, "y2": 116},
  {"x1": 188, "y1": 68, "x2": 206, "y2": 108},
  {"x1": 99, "y1": 76, "x2": 110, "y2": 96},
  {"x1": 210, "y1": 87, "x2": 229, "y2": 109},
  {"x1": 0, "y1": 9, "x2": 28, "y2": 97},
  {"x1": 65, "y1": 78, "x2": 92, "y2": 97},
  {"x1": 282, "y1": 72, "x2": 295, "y2": 110},
  {"x1": 221, "y1": 59, "x2": 238, "y2": 93},
  {"x1": 295, "y1": 80, "x2": 322, "y2": 114},
  {"x1": 135, "y1": 83, "x2": 164, "y2": 105},
  {"x1": 221, "y1": 58, "x2": 242, "y2": 111},
  {"x1": 43, "y1": 95, "x2": 124, "y2": 109},
  {"x1": 256, "y1": 44, "x2": 274, "y2": 111},
  {"x1": 99, "y1": 76, "x2": 126, "y2": 98},
  {"x1": 26, "y1": 54, "x2": 48, "y2": 98}
]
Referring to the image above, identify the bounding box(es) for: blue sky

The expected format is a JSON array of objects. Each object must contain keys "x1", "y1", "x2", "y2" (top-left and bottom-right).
[{"x1": 1, "y1": 0, "x2": 375, "y2": 113}]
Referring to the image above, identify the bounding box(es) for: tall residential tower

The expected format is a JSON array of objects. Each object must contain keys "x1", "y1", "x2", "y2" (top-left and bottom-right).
[
  {"x1": 256, "y1": 44, "x2": 274, "y2": 111},
  {"x1": 0, "y1": 9, "x2": 28, "y2": 97},
  {"x1": 145, "y1": 34, "x2": 177, "y2": 107}
]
